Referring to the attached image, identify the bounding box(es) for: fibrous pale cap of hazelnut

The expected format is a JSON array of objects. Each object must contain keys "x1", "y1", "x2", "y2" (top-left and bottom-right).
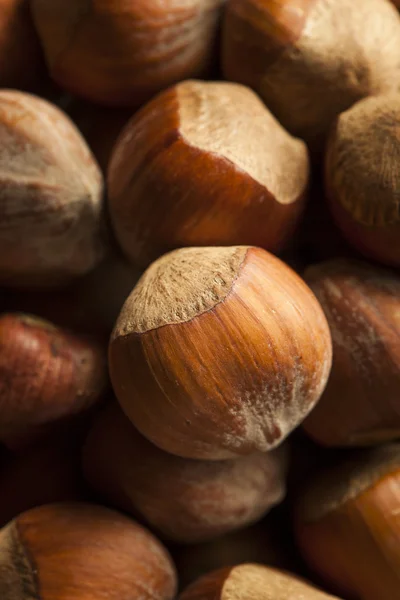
[
  {"x1": 0, "y1": 503, "x2": 177, "y2": 600},
  {"x1": 109, "y1": 245, "x2": 332, "y2": 460},
  {"x1": 179, "y1": 563, "x2": 342, "y2": 600},
  {"x1": 108, "y1": 79, "x2": 309, "y2": 268},
  {"x1": 0, "y1": 312, "x2": 108, "y2": 450},
  {"x1": 326, "y1": 94, "x2": 400, "y2": 267},
  {"x1": 83, "y1": 403, "x2": 288, "y2": 543},
  {"x1": 222, "y1": 0, "x2": 400, "y2": 151},
  {"x1": 0, "y1": 90, "x2": 105, "y2": 288},
  {"x1": 303, "y1": 258, "x2": 400, "y2": 447},
  {"x1": 31, "y1": 0, "x2": 224, "y2": 107},
  {"x1": 295, "y1": 444, "x2": 400, "y2": 600}
]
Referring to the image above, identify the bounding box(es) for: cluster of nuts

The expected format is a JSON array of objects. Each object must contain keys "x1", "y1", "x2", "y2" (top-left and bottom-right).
[{"x1": 0, "y1": 0, "x2": 399, "y2": 598}]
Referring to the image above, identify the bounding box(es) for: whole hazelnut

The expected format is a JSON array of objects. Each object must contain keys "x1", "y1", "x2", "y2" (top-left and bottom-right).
[
  {"x1": 295, "y1": 444, "x2": 400, "y2": 600},
  {"x1": 0, "y1": 0, "x2": 44, "y2": 90},
  {"x1": 109, "y1": 246, "x2": 332, "y2": 460},
  {"x1": 0, "y1": 502, "x2": 177, "y2": 600},
  {"x1": 31, "y1": 0, "x2": 224, "y2": 107},
  {"x1": 0, "y1": 90, "x2": 105, "y2": 288},
  {"x1": 179, "y1": 564, "x2": 342, "y2": 600},
  {"x1": 326, "y1": 94, "x2": 400, "y2": 267},
  {"x1": 0, "y1": 313, "x2": 108, "y2": 450},
  {"x1": 302, "y1": 259, "x2": 400, "y2": 447},
  {"x1": 83, "y1": 403, "x2": 288, "y2": 543},
  {"x1": 108, "y1": 80, "x2": 310, "y2": 268},
  {"x1": 222, "y1": 0, "x2": 400, "y2": 151}
]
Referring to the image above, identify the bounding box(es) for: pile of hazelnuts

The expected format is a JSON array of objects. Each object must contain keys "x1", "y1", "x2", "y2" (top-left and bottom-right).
[{"x1": 0, "y1": 0, "x2": 400, "y2": 599}]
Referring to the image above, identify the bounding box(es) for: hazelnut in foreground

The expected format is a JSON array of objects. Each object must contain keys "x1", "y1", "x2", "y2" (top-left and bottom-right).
[
  {"x1": 295, "y1": 444, "x2": 400, "y2": 600},
  {"x1": 326, "y1": 94, "x2": 400, "y2": 267},
  {"x1": 0, "y1": 313, "x2": 108, "y2": 450},
  {"x1": 83, "y1": 403, "x2": 288, "y2": 543},
  {"x1": 222, "y1": 0, "x2": 400, "y2": 150},
  {"x1": 108, "y1": 80, "x2": 309, "y2": 268},
  {"x1": 31, "y1": 0, "x2": 224, "y2": 107},
  {"x1": 0, "y1": 503, "x2": 177, "y2": 600},
  {"x1": 178, "y1": 564, "x2": 342, "y2": 600},
  {"x1": 303, "y1": 259, "x2": 400, "y2": 447},
  {"x1": 0, "y1": 91, "x2": 105, "y2": 288},
  {"x1": 109, "y1": 246, "x2": 332, "y2": 460}
]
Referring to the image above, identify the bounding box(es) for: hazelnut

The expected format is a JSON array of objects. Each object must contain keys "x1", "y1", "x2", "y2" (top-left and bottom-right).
[
  {"x1": 302, "y1": 259, "x2": 400, "y2": 447},
  {"x1": 326, "y1": 94, "x2": 400, "y2": 267},
  {"x1": 0, "y1": 313, "x2": 108, "y2": 450},
  {"x1": 31, "y1": 0, "x2": 224, "y2": 107},
  {"x1": 108, "y1": 80, "x2": 310, "y2": 268},
  {"x1": 0, "y1": 90, "x2": 105, "y2": 288},
  {"x1": 295, "y1": 444, "x2": 400, "y2": 600},
  {"x1": 0, "y1": 425, "x2": 87, "y2": 527},
  {"x1": 0, "y1": 502, "x2": 177, "y2": 600},
  {"x1": 222, "y1": 0, "x2": 400, "y2": 151},
  {"x1": 109, "y1": 246, "x2": 332, "y2": 460},
  {"x1": 83, "y1": 403, "x2": 288, "y2": 543},
  {"x1": 178, "y1": 564, "x2": 342, "y2": 600},
  {"x1": 0, "y1": 0, "x2": 44, "y2": 90}
]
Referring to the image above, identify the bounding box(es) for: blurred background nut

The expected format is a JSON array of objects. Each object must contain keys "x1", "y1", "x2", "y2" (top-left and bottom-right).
[
  {"x1": 0, "y1": 91, "x2": 105, "y2": 288},
  {"x1": 326, "y1": 94, "x2": 400, "y2": 267},
  {"x1": 303, "y1": 259, "x2": 400, "y2": 447},
  {"x1": 108, "y1": 80, "x2": 309, "y2": 268},
  {"x1": 295, "y1": 444, "x2": 400, "y2": 600},
  {"x1": 0, "y1": 312, "x2": 108, "y2": 450},
  {"x1": 31, "y1": 0, "x2": 225, "y2": 107},
  {"x1": 222, "y1": 0, "x2": 400, "y2": 151},
  {"x1": 0, "y1": 503, "x2": 178, "y2": 600},
  {"x1": 83, "y1": 403, "x2": 288, "y2": 543}
]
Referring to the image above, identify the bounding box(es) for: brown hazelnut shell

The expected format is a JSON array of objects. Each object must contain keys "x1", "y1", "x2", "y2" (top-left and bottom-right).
[
  {"x1": 0, "y1": 502, "x2": 177, "y2": 600},
  {"x1": 295, "y1": 444, "x2": 400, "y2": 600},
  {"x1": 222, "y1": 0, "x2": 400, "y2": 151},
  {"x1": 108, "y1": 80, "x2": 309, "y2": 268},
  {"x1": 109, "y1": 246, "x2": 332, "y2": 460},
  {"x1": 31, "y1": 0, "x2": 224, "y2": 107},
  {"x1": 0, "y1": 313, "x2": 108, "y2": 450},
  {"x1": 303, "y1": 259, "x2": 400, "y2": 447},
  {"x1": 83, "y1": 403, "x2": 288, "y2": 543}
]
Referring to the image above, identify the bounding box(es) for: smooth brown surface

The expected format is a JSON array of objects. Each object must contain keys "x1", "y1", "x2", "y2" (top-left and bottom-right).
[
  {"x1": 0, "y1": 91, "x2": 105, "y2": 288},
  {"x1": 83, "y1": 403, "x2": 288, "y2": 542},
  {"x1": 0, "y1": 0, "x2": 44, "y2": 89},
  {"x1": 303, "y1": 259, "x2": 400, "y2": 447},
  {"x1": 110, "y1": 246, "x2": 332, "y2": 460},
  {"x1": 222, "y1": 0, "x2": 400, "y2": 151},
  {"x1": 0, "y1": 503, "x2": 177, "y2": 600},
  {"x1": 32, "y1": 0, "x2": 224, "y2": 106},
  {"x1": 108, "y1": 80, "x2": 309, "y2": 268},
  {"x1": 0, "y1": 313, "x2": 107, "y2": 449},
  {"x1": 295, "y1": 447, "x2": 400, "y2": 599},
  {"x1": 179, "y1": 564, "x2": 342, "y2": 600},
  {"x1": 326, "y1": 95, "x2": 400, "y2": 267}
]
